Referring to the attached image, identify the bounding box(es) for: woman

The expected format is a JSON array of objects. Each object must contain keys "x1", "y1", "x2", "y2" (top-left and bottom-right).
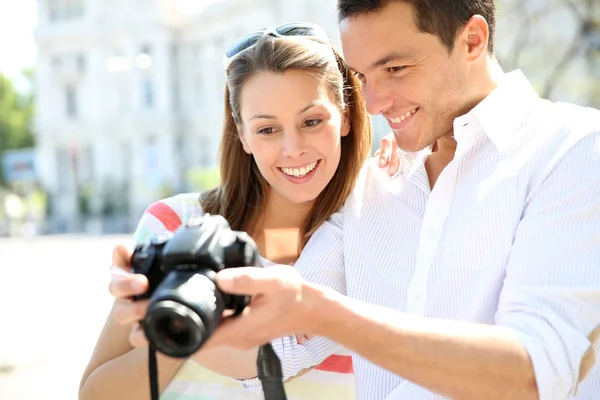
[{"x1": 79, "y1": 23, "x2": 372, "y2": 400}]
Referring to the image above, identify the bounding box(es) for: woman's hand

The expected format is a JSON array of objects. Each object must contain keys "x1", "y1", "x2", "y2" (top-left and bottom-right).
[
  {"x1": 295, "y1": 333, "x2": 313, "y2": 344},
  {"x1": 374, "y1": 133, "x2": 401, "y2": 176},
  {"x1": 108, "y1": 244, "x2": 150, "y2": 348}
]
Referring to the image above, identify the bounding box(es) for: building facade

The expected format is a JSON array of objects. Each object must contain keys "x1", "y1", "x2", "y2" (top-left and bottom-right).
[
  {"x1": 33, "y1": 0, "x2": 598, "y2": 233},
  {"x1": 34, "y1": 0, "x2": 367, "y2": 233}
]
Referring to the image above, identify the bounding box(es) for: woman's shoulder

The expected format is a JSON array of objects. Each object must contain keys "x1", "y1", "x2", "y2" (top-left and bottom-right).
[{"x1": 133, "y1": 193, "x2": 204, "y2": 245}]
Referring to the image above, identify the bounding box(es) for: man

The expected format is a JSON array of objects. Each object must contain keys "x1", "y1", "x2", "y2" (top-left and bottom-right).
[
  {"x1": 207, "y1": 1, "x2": 600, "y2": 399},
  {"x1": 111, "y1": 1, "x2": 600, "y2": 399}
]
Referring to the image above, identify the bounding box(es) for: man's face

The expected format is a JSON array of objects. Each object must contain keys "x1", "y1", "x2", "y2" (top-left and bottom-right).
[{"x1": 340, "y1": 1, "x2": 470, "y2": 152}]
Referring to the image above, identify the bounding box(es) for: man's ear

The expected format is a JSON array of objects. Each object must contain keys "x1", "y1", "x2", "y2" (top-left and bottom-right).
[{"x1": 340, "y1": 110, "x2": 351, "y2": 137}]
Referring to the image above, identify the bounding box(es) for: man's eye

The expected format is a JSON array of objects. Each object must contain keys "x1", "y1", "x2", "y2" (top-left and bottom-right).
[{"x1": 388, "y1": 66, "x2": 406, "y2": 73}]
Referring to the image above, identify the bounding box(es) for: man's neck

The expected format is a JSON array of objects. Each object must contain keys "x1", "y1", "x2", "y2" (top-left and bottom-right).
[{"x1": 426, "y1": 58, "x2": 504, "y2": 188}]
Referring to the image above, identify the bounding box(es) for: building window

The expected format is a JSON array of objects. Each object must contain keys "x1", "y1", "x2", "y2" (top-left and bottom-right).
[
  {"x1": 66, "y1": 86, "x2": 78, "y2": 118},
  {"x1": 142, "y1": 79, "x2": 154, "y2": 109},
  {"x1": 77, "y1": 53, "x2": 86, "y2": 73},
  {"x1": 48, "y1": 0, "x2": 84, "y2": 22}
]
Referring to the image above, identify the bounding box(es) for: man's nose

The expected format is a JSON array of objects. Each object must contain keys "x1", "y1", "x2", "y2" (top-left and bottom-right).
[{"x1": 364, "y1": 81, "x2": 394, "y2": 116}]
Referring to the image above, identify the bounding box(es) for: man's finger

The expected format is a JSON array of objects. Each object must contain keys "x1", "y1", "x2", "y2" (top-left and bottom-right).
[
  {"x1": 216, "y1": 266, "x2": 297, "y2": 295},
  {"x1": 206, "y1": 309, "x2": 272, "y2": 350}
]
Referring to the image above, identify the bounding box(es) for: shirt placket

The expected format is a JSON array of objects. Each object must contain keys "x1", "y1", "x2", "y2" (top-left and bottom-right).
[
  {"x1": 406, "y1": 161, "x2": 459, "y2": 315},
  {"x1": 406, "y1": 124, "x2": 480, "y2": 316}
]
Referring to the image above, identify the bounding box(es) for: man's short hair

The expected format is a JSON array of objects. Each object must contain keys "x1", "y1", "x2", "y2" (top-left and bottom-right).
[{"x1": 337, "y1": 0, "x2": 496, "y2": 54}]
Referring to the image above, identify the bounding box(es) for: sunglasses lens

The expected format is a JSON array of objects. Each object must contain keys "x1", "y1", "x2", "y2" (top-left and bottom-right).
[
  {"x1": 225, "y1": 33, "x2": 263, "y2": 58},
  {"x1": 276, "y1": 24, "x2": 318, "y2": 37}
]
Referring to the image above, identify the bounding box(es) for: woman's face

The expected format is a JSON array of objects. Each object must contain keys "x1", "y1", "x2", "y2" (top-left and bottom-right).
[{"x1": 238, "y1": 69, "x2": 350, "y2": 205}]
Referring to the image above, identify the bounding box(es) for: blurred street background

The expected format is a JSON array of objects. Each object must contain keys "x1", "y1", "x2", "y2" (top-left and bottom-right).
[{"x1": 0, "y1": 0, "x2": 598, "y2": 399}]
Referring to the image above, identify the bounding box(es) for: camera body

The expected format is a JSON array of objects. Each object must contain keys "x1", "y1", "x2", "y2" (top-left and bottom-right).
[{"x1": 131, "y1": 213, "x2": 259, "y2": 358}]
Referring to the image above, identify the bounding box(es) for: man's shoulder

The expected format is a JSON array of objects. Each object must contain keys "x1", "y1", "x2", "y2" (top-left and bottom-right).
[
  {"x1": 531, "y1": 100, "x2": 600, "y2": 138},
  {"x1": 533, "y1": 100, "x2": 599, "y2": 150},
  {"x1": 519, "y1": 100, "x2": 600, "y2": 184}
]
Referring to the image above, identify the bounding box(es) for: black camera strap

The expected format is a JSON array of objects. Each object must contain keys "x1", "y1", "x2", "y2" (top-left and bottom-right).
[
  {"x1": 148, "y1": 345, "x2": 159, "y2": 400},
  {"x1": 257, "y1": 343, "x2": 288, "y2": 400}
]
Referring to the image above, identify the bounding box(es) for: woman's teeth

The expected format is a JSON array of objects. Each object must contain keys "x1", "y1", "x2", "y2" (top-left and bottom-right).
[{"x1": 281, "y1": 161, "x2": 318, "y2": 177}]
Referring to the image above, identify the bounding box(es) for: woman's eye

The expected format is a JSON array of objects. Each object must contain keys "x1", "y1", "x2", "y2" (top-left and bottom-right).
[
  {"x1": 257, "y1": 127, "x2": 276, "y2": 135},
  {"x1": 304, "y1": 119, "x2": 323, "y2": 128}
]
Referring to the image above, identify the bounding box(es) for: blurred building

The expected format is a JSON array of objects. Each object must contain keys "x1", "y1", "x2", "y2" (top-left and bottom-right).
[
  {"x1": 33, "y1": 0, "x2": 598, "y2": 233},
  {"x1": 33, "y1": 0, "x2": 390, "y2": 233}
]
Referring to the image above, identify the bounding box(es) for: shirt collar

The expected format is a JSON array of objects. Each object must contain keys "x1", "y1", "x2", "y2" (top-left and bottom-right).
[
  {"x1": 396, "y1": 70, "x2": 539, "y2": 175},
  {"x1": 457, "y1": 69, "x2": 540, "y2": 151}
]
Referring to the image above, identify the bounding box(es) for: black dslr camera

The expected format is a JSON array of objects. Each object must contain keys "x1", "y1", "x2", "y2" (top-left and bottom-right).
[{"x1": 131, "y1": 213, "x2": 259, "y2": 358}]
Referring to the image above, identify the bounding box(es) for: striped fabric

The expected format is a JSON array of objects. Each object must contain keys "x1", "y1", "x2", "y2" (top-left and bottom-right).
[
  {"x1": 132, "y1": 193, "x2": 356, "y2": 400},
  {"x1": 237, "y1": 70, "x2": 600, "y2": 399}
]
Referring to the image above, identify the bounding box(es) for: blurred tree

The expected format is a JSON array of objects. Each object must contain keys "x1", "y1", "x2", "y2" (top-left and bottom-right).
[
  {"x1": 0, "y1": 70, "x2": 35, "y2": 185},
  {"x1": 186, "y1": 167, "x2": 220, "y2": 192},
  {"x1": 496, "y1": 0, "x2": 600, "y2": 106}
]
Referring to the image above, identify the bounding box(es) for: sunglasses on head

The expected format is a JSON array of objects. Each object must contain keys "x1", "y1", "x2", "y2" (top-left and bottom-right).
[{"x1": 223, "y1": 22, "x2": 330, "y2": 70}]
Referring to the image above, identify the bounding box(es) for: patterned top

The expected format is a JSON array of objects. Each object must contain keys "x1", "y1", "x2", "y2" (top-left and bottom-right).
[{"x1": 132, "y1": 193, "x2": 356, "y2": 400}]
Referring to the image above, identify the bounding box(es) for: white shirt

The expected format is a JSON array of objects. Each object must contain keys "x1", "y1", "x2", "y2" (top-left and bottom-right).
[{"x1": 240, "y1": 70, "x2": 600, "y2": 400}]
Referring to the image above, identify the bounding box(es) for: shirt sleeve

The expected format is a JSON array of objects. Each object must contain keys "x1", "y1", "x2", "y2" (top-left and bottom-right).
[
  {"x1": 131, "y1": 194, "x2": 194, "y2": 245},
  {"x1": 235, "y1": 210, "x2": 348, "y2": 392},
  {"x1": 494, "y1": 131, "x2": 600, "y2": 400}
]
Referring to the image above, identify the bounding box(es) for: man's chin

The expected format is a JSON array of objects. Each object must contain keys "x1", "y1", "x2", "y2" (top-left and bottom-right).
[{"x1": 392, "y1": 133, "x2": 429, "y2": 154}]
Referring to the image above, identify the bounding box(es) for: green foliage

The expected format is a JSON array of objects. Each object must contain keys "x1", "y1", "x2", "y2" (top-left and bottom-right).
[
  {"x1": 186, "y1": 167, "x2": 221, "y2": 192},
  {"x1": 0, "y1": 71, "x2": 35, "y2": 185}
]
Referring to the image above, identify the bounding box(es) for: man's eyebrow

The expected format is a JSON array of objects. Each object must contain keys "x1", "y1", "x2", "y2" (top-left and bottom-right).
[
  {"x1": 349, "y1": 50, "x2": 415, "y2": 74},
  {"x1": 371, "y1": 51, "x2": 414, "y2": 68}
]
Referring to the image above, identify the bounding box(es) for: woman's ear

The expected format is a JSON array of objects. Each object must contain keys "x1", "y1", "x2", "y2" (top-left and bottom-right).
[
  {"x1": 340, "y1": 110, "x2": 351, "y2": 137},
  {"x1": 236, "y1": 121, "x2": 252, "y2": 154}
]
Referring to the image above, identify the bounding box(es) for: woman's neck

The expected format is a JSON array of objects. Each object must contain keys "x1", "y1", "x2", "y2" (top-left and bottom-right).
[{"x1": 250, "y1": 190, "x2": 314, "y2": 265}]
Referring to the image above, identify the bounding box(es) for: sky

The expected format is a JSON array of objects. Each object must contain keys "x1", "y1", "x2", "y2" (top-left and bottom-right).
[{"x1": 0, "y1": 0, "x2": 38, "y2": 80}]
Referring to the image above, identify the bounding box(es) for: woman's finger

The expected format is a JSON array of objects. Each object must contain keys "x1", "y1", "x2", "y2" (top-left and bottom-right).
[{"x1": 113, "y1": 299, "x2": 149, "y2": 325}]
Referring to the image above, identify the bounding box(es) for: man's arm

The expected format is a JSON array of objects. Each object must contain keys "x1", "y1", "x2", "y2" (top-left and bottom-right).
[
  {"x1": 310, "y1": 131, "x2": 600, "y2": 400},
  {"x1": 214, "y1": 132, "x2": 600, "y2": 399}
]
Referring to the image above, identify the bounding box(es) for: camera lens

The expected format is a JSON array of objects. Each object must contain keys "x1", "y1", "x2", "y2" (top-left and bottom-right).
[
  {"x1": 143, "y1": 300, "x2": 207, "y2": 358},
  {"x1": 141, "y1": 271, "x2": 226, "y2": 358},
  {"x1": 156, "y1": 312, "x2": 193, "y2": 349}
]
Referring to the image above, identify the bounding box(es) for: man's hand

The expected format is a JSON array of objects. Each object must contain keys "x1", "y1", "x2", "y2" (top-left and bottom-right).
[
  {"x1": 205, "y1": 266, "x2": 323, "y2": 350},
  {"x1": 374, "y1": 133, "x2": 400, "y2": 176}
]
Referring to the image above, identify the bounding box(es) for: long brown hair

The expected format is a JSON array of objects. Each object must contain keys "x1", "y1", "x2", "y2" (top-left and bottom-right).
[{"x1": 201, "y1": 34, "x2": 372, "y2": 248}]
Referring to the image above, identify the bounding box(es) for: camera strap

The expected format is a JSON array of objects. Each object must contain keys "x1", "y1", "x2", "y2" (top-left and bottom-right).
[{"x1": 148, "y1": 345, "x2": 159, "y2": 400}]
